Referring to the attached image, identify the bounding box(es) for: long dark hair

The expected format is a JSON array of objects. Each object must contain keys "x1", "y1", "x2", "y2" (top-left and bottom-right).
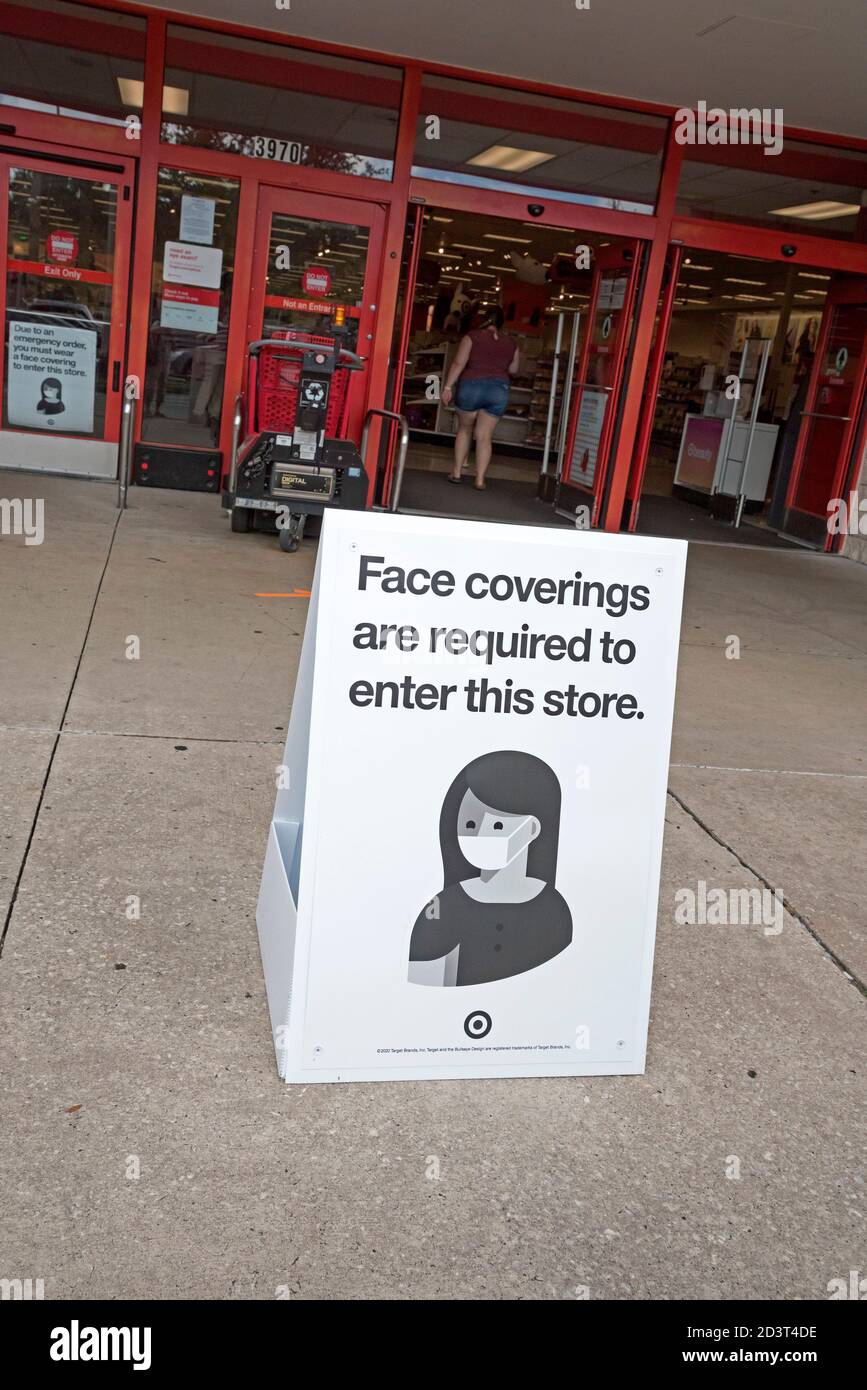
[
  {"x1": 438, "y1": 751, "x2": 562, "y2": 887},
  {"x1": 479, "y1": 305, "x2": 505, "y2": 331}
]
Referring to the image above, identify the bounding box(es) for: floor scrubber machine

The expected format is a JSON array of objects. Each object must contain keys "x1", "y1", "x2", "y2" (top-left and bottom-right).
[{"x1": 223, "y1": 328, "x2": 369, "y2": 552}]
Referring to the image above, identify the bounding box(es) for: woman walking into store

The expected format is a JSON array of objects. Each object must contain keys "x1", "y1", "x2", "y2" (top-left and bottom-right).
[{"x1": 441, "y1": 307, "x2": 519, "y2": 490}]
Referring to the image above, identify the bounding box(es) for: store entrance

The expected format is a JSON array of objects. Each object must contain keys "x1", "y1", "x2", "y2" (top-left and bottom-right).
[
  {"x1": 392, "y1": 204, "x2": 641, "y2": 527},
  {"x1": 246, "y1": 186, "x2": 386, "y2": 454},
  {"x1": 0, "y1": 147, "x2": 134, "y2": 478},
  {"x1": 626, "y1": 246, "x2": 867, "y2": 549},
  {"x1": 782, "y1": 276, "x2": 867, "y2": 548}
]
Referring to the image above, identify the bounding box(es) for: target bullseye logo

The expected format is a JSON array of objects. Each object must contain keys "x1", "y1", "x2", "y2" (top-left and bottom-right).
[{"x1": 464, "y1": 1010, "x2": 492, "y2": 1040}]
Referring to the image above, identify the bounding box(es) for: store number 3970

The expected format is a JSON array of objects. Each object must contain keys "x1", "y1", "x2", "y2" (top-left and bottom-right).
[{"x1": 251, "y1": 137, "x2": 303, "y2": 164}]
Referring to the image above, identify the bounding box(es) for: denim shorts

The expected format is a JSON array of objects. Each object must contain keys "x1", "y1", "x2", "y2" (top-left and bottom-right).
[{"x1": 455, "y1": 377, "x2": 510, "y2": 417}]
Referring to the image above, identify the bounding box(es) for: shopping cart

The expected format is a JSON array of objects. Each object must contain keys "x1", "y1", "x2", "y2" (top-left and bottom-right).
[{"x1": 223, "y1": 328, "x2": 368, "y2": 552}]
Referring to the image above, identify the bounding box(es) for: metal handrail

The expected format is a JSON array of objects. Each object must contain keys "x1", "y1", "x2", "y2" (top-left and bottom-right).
[
  {"x1": 798, "y1": 411, "x2": 851, "y2": 422},
  {"x1": 362, "y1": 408, "x2": 410, "y2": 513},
  {"x1": 229, "y1": 392, "x2": 244, "y2": 495},
  {"x1": 245, "y1": 338, "x2": 365, "y2": 371},
  {"x1": 116, "y1": 387, "x2": 135, "y2": 511}
]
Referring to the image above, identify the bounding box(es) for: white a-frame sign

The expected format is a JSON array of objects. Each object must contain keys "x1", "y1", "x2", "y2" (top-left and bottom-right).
[{"x1": 257, "y1": 510, "x2": 686, "y2": 1084}]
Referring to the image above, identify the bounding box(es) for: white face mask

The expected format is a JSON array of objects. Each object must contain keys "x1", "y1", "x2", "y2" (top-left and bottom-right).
[{"x1": 459, "y1": 816, "x2": 534, "y2": 871}]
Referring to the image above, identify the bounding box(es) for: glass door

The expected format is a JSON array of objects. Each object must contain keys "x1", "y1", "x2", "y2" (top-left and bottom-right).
[
  {"x1": 555, "y1": 243, "x2": 642, "y2": 526},
  {"x1": 246, "y1": 186, "x2": 385, "y2": 448},
  {"x1": 783, "y1": 276, "x2": 867, "y2": 549},
  {"x1": 0, "y1": 151, "x2": 133, "y2": 477}
]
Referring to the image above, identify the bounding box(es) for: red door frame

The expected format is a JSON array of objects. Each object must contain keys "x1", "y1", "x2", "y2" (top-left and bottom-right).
[
  {"x1": 840, "y1": 368, "x2": 867, "y2": 554},
  {"x1": 555, "y1": 242, "x2": 643, "y2": 525},
  {"x1": 389, "y1": 173, "x2": 661, "y2": 503},
  {"x1": 0, "y1": 134, "x2": 135, "y2": 449},
  {"x1": 407, "y1": 176, "x2": 661, "y2": 243},
  {"x1": 117, "y1": 21, "x2": 421, "y2": 476},
  {"x1": 383, "y1": 179, "x2": 659, "y2": 509},
  {"x1": 244, "y1": 183, "x2": 387, "y2": 488},
  {"x1": 783, "y1": 275, "x2": 867, "y2": 549},
  {"x1": 597, "y1": 133, "x2": 683, "y2": 531},
  {"x1": 624, "y1": 244, "x2": 682, "y2": 530},
  {"x1": 670, "y1": 216, "x2": 867, "y2": 275},
  {"x1": 369, "y1": 164, "x2": 661, "y2": 505},
  {"x1": 379, "y1": 200, "x2": 423, "y2": 504},
  {"x1": 390, "y1": 202, "x2": 424, "y2": 419},
  {"x1": 623, "y1": 216, "x2": 867, "y2": 533},
  {"x1": 5, "y1": 0, "x2": 867, "y2": 517}
]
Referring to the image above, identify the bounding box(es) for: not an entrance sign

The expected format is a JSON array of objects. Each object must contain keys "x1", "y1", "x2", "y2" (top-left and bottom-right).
[{"x1": 257, "y1": 511, "x2": 686, "y2": 1083}]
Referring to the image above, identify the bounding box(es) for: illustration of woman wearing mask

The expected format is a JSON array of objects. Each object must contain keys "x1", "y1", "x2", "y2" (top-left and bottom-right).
[
  {"x1": 36, "y1": 378, "x2": 65, "y2": 417},
  {"x1": 408, "y1": 751, "x2": 572, "y2": 987}
]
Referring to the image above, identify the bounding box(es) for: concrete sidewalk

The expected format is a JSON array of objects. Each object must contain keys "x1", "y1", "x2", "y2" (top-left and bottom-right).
[{"x1": 0, "y1": 474, "x2": 864, "y2": 1301}]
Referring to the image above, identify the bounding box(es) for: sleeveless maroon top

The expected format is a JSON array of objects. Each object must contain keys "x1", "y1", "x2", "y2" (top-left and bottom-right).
[{"x1": 461, "y1": 328, "x2": 516, "y2": 382}]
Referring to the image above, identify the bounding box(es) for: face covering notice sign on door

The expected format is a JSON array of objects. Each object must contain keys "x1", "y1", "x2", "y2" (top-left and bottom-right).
[{"x1": 257, "y1": 511, "x2": 686, "y2": 1083}]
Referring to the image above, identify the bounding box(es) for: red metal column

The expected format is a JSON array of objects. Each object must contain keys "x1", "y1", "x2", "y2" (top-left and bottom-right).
[
  {"x1": 361, "y1": 65, "x2": 421, "y2": 500},
  {"x1": 390, "y1": 201, "x2": 423, "y2": 416},
  {"x1": 624, "y1": 244, "x2": 682, "y2": 530},
  {"x1": 218, "y1": 174, "x2": 259, "y2": 478},
  {"x1": 126, "y1": 13, "x2": 166, "y2": 448},
  {"x1": 600, "y1": 128, "x2": 682, "y2": 531}
]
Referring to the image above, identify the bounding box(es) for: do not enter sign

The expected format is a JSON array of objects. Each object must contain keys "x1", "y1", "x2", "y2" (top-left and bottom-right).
[
  {"x1": 302, "y1": 267, "x2": 332, "y2": 295},
  {"x1": 47, "y1": 232, "x2": 79, "y2": 265}
]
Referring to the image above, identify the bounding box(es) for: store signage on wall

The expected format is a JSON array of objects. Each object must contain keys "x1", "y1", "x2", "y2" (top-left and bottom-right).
[
  {"x1": 160, "y1": 283, "x2": 220, "y2": 334},
  {"x1": 301, "y1": 267, "x2": 332, "y2": 296},
  {"x1": 163, "y1": 241, "x2": 223, "y2": 291},
  {"x1": 179, "y1": 195, "x2": 216, "y2": 246},
  {"x1": 46, "y1": 231, "x2": 79, "y2": 264},
  {"x1": 7, "y1": 320, "x2": 96, "y2": 434},
  {"x1": 7, "y1": 258, "x2": 110, "y2": 286},
  {"x1": 263, "y1": 295, "x2": 360, "y2": 318},
  {"x1": 257, "y1": 511, "x2": 686, "y2": 1084}
]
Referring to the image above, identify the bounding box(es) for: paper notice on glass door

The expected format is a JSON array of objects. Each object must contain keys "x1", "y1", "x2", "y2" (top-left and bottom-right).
[
  {"x1": 160, "y1": 284, "x2": 220, "y2": 334},
  {"x1": 179, "y1": 196, "x2": 216, "y2": 246},
  {"x1": 596, "y1": 275, "x2": 626, "y2": 311},
  {"x1": 163, "y1": 241, "x2": 223, "y2": 290},
  {"x1": 7, "y1": 320, "x2": 96, "y2": 434}
]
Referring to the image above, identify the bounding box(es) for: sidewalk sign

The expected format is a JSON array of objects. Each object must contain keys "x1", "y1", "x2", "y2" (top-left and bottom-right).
[{"x1": 257, "y1": 511, "x2": 686, "y2": 1084}]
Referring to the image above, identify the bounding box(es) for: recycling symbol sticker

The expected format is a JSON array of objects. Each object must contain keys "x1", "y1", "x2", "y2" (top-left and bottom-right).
[{"x1": 303, "y1": 381, "x2": 326, "y2": 405}]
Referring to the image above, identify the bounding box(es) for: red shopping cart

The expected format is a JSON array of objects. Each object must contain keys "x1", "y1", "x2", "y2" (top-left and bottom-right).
[{"x1": 223, "y1": 328, "x2": 368, "y2": 552}]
